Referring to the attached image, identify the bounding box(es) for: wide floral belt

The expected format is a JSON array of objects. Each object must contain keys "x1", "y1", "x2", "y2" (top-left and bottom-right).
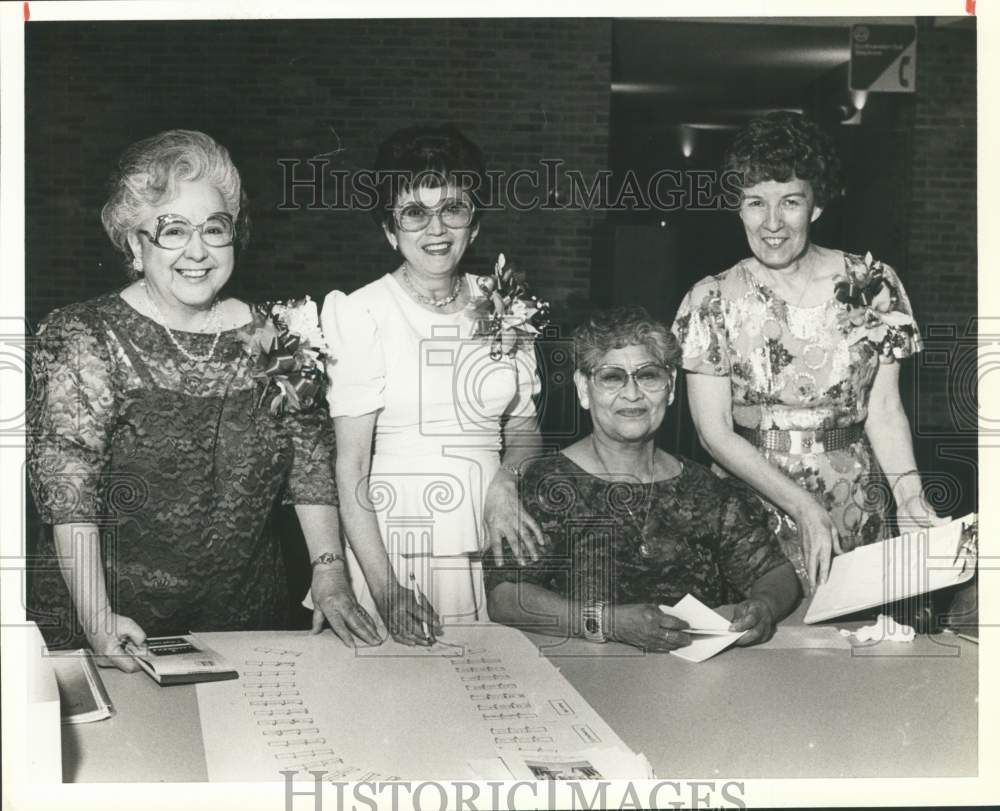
[{"x1": 735, "y1": 423, "x2": 865, "y2": 454}]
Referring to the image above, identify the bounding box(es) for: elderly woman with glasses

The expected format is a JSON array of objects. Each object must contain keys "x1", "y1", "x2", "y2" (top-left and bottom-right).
[
  {"x1": 315, "y1": 124, "x2": 544, "y2": 645},
  {"x1": 485, "y1": 307, "x2": 797, "y2": 651},
  {"x1": 27, "y1": 129, "x2": 379, "y2": 669}
]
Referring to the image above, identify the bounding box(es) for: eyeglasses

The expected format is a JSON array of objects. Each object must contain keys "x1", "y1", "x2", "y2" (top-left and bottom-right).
[
  {"x1": 589, "y1": 363, "x2": 673, "y2": 393},
  {"x1": 393, "y1": 199, "x2": 475, "y2": 232},
  {"x1": 138, "y1": 212, "x2": 236, "y2": 250}
]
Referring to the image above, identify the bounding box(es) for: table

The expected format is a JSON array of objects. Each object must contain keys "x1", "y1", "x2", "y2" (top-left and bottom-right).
[{"x1": 59, "y1": 623, "x2": 978, "y2": 782}]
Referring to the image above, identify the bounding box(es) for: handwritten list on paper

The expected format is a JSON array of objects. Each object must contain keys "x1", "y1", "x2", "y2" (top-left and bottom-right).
[{"x1": 195, "y1": 626, "x2": 647, "y2": 782}]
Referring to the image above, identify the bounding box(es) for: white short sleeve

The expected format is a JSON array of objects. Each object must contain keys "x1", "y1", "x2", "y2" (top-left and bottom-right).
[
  {"x1": 321, "y1": 290, "x2": 385, "y2": 418},
  {"x1": 504, "y1": 342, "x2": 541, "y2": 420}
]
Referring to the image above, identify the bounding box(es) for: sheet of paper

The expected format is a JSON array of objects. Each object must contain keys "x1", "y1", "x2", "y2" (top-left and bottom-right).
[
  {"x1": 805, "y1": 513, "x2": 977, "y2": 624},
  {"x1": 195, "y1": 626, "x2": 644, "y2": 782},
  {"x1": 661, "y1": 594, "x2": 732, "y2": 630},
  {"x1": 659, "y1": 595, "x2": 747, "y2": 662}
]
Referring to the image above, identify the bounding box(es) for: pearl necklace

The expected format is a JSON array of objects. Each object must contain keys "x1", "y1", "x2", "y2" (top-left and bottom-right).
[
  {"x1": 401, "y1": 265, "x2": 462, "y2": 308},
  {"x1": 141, "y1": 281, "x2": 222, "y2": 363}
]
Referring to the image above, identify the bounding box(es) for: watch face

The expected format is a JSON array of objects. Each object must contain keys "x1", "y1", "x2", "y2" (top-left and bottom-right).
[{"x1": 585, "y1": 617, "x2": 599, "y2": 634}]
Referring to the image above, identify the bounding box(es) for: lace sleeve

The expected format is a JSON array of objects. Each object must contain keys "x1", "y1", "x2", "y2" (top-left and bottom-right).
[
  {"x1": 282, "y1": 406, "x2": 338, "y2": 506},
  {"x1": 715, "y1": 478, "x2": 790, "y2": 599},
  {"x1": 27, "y1": 305, "x2": 119, "y2": 523}
]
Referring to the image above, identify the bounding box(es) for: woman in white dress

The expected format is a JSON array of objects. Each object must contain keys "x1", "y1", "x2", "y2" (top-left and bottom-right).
[{"x1": 322, "y1": 125, "x2": 545, "y2": 645}]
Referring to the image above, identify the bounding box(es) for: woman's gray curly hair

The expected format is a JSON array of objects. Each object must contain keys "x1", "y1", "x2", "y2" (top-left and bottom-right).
[
  {"x1": 100, "y1": 129, "x2": 247, "y2": 279},
  {"x1": 573, "y1": 305, "x2": 682, "y2": 374}
]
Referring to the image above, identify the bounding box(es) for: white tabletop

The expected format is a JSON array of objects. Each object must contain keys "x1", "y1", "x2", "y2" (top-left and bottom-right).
[{"x1": 59, "y1": 622, "x2": 977, "y2": 782}]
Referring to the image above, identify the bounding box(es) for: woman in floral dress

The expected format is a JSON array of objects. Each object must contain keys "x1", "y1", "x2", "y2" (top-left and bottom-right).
[{"x1": 672, "y1": 112, "x2": 947, "y2": 591}]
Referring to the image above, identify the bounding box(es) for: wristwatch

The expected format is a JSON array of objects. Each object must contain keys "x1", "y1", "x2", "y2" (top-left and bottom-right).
[
  {"x1": 311, "y1": 552, "x2": 345, "y2": 568},
  {"x1": 582, "y1": 600, "x2": 608, "y2": 644}
]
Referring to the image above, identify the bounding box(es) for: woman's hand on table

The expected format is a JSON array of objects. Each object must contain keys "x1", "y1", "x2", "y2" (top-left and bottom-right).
[
  {"x1": 89, "y1": 612, "x2": 146, "y2": 673},
  {"x1": 482, "y1": 476, "x2": 545, "y2": 566},
  {"x1": 310, "y1": 560, "x2": 383, "y2": 647},
  {"x1": 794, "y1": 498, "x2": 843, "y2": 592},
  {"x1": 373, "y1": 580, "x2": 443, "y2": 647},
  {"x1": 730, "y1": 598, "x2": 777, "y2": 645},
  {"x1": 607, "y1": 604, "x2": 691, "y2": 652}
]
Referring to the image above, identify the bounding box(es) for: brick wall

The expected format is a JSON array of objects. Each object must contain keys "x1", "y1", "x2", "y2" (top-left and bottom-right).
[
  {"x1": 905, "y1": 22, "x2": 977, "y2": 439},
  {"x1": 25, "y1": 19, "x2": 611, "y2": 328},
  {"x1": 840, "y1": 21, "x2": 977, "y2": 516},
  {"x1": 24, "y1": 19, "x2": 975, "y2": 436},
  {"x1": 842, "y1": 21, "x2": 976, "y2": 439}
]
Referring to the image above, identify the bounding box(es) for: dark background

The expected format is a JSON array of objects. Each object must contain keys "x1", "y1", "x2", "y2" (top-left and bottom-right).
[{"x1": 24, "y1": 17, "x2": 979, "y2": 616}]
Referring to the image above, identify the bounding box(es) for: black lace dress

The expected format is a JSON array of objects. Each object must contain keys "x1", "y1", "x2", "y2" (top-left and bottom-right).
[{"x1": 27, "y1": 292, "x2": 337, "y2": 649}]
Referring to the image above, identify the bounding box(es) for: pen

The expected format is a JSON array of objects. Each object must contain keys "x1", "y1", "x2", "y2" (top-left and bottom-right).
[{"x1": 408, "y1": 573, "x2": 435, "y2": 643}]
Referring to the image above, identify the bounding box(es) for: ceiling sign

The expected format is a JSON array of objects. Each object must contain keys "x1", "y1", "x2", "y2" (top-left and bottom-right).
[{"x1": 849, "y1": 24, "x2": 917, "y2": 93}]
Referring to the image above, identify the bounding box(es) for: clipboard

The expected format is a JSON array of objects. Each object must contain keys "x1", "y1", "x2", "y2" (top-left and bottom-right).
[{"x1": 804, "y1": 513, "x2": 977, "y2": 624}]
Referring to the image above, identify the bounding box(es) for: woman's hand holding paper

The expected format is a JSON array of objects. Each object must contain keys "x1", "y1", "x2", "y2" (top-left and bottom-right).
[
  {"x1": 91, "y1": 611, "x2": 147, "y2": 673},
  {"x1": 729, "y1": 598, "x2": 777, "y2": 646},
  {"x1": 608, "y1": 604, "x2": 691, "y2": 652}
]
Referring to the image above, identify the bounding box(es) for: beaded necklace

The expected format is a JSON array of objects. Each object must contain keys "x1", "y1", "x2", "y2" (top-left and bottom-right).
[
  {"x1": 141, "y1": 280, "x2": 222, "y2": 363},
  {"x1": 401, "y1": 265, "x2": 462, "y2": 308}
]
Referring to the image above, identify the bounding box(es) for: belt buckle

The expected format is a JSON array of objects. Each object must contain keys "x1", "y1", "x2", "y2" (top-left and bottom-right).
[{"x1": 789, "y1": 431, "x2": 824, "y2": 455}]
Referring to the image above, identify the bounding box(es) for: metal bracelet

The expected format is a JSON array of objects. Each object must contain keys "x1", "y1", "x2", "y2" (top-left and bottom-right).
[{"x1": 311, "y1": 552, "x2": 346, "y2": 568}]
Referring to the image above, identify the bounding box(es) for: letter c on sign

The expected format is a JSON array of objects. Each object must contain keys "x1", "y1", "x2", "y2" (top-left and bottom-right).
[{"x1": 899, "y1": 55, "x2": 912, "y2": 88}]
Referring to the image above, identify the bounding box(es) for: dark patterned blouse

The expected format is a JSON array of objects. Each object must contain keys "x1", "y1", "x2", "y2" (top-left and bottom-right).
[
  {"x1": 484, "y1": 453, "x2": 789, "y2": 608},
  {"x1": 27, "y1": 291, "x2": 337, "y2": 648}
]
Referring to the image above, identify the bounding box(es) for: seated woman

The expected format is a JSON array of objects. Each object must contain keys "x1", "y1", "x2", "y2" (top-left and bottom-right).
[{"x1": 485, "y1": 306, "x2": 798, "y2": 650}]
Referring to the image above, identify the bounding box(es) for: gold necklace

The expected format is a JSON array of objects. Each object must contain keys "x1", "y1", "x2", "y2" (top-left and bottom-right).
[{"x1": 590, "y1": 437, "x2": 655, "y2": 537}]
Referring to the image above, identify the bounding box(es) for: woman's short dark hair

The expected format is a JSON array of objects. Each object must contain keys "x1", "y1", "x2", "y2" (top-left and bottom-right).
[
  {"x1": 101, "y1": 129, "x2": 249, "y2": 279},
  {"x1": 724, "y1": 111, "x2": 841, "y2": 208},
  {"x1": 371, "y1": 124, "x2": 485, "y2": 232},
  {"x1": 573, "y1": 305, "x2": 682, "y2": 375}
]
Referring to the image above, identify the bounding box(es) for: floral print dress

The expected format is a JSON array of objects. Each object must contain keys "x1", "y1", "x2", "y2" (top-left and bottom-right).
[{"x1": 672, "y1": 252, "x2": 922, "y2": 587}]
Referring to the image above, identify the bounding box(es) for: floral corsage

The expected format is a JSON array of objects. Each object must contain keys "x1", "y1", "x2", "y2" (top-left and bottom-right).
[
  {"x1": 248, "y1": 296, "x2": 331, "y2": 414},
  {"x1": 833, "y1": 252, "x2": 917, "y2": 357},
  {"x1": 467, "y1": 253, "x2": 550, "y2": 360}
]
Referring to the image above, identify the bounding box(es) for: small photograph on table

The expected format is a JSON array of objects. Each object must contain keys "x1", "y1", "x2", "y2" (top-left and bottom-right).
[{"x1": 527, "y1": 759, "x2": 603, "y2": 781}]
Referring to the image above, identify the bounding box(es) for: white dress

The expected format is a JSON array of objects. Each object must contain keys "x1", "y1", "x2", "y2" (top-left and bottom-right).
[{"x1": 322, "y1": 273, "x2": 540, "y2": 624}]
